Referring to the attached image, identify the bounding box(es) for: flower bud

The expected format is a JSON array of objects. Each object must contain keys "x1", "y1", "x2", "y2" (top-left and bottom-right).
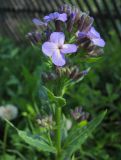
[
  {"x1": 26, "y1": 32, "x2": 41, "y2": 45},
  {"x1": 67, "y1": 13, "x2": 76, "y2": 32},
  {"x1": 71, "y1": 107, "x2": 89, "y2": 123},
  {"x1": 60, "y1": 4, "x2": 82, "y2": 22},
  {"x1": 36, "y1": 115, "x2": 55, "y2": 129},
  {"x1": 88, "y1": 47, "x2": 104, "y2": 56},
  {"x1": 78, "y1": 14, "x2": 94, "y2": 32}
]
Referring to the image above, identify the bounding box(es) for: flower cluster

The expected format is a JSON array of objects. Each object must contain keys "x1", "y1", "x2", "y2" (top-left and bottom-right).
[
  {"x1": 42, "y1": 66, "x2": 88, "y2": 82},
  {"x1": 71, "y1": 107, "x2": 89, "y2": 122},
  {"x1": 27, "y1": 4, "x2": 105, "y2": 67},
  {"x1": 36, "y1": 114, "x2": 55, "y2": 130}
]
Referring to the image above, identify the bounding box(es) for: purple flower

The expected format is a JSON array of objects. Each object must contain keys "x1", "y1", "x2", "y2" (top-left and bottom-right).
[
  {"x1": 77, "y1": 27, "x2": 105, "y2": 47},
  {"x1": 71, "y1": 107, "x2": 83, "y2": 120},
  {"x1": 81, "y1": 70, "x2": 88, "y2": 76},
  {"x1": 42, "y1": 32, "x2": 78, "y2": 66},
  {"x1": 44, "y1": 12, "x2": 67, "y2": 23},
  {"x1": 32, "y1": 18, "x2": 47, "y2": 27}
]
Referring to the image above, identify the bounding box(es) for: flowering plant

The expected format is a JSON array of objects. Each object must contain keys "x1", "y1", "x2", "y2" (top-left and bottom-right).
[{"x1": 7, "y1": 4, "x2": 106, "y2": 160}]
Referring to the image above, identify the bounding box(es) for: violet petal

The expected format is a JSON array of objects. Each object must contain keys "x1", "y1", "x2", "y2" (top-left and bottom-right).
[
  {"x1": 50, "y1": 32, "x2": 65, "y2": 46},
  {"x1": 78, "y1": 31, "x2": 87, "y2": 38},
  {"x1": 52, "y1": 50, "x2": 66, "y2": 66},
  {"x1": 42, "y1": 42, "x2": 57, "y2": 56},
  {"x1": 88, "y1": 27, "x2": 100, "y2": 38},
  {"x1": 44, "y1": 12, "x2": 59, "y2": 22},
  {"x1": 61, "y1": 44, "x2": 78, "y2": 54},
  {"x1": 32, "y1": 18, "x2": 47, "y2": 26},
  {"x1": 57, "y1": 13, "x2": 67, "y2": 22},
  {"x1": 92, "y1": 38, "x2": 105, "y2": 47},
  {"x1": 44, "y1": 16, "x2": 51, "y2": 23},
  {"x1": 52, "y1": 12, "x2": 60, "y2": 19}
]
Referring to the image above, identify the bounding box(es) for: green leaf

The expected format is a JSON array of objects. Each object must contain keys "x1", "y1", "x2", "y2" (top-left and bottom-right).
[
  {"x1": 18, "y1": 130, "x2": 57, "y2": 153},
  {"x1": 43, "y1": 87, "x2": 66, "y2": 107},
  {"x1": 61, "y1": 110, "x2": 107, "y2": 159},
  {"x1": 86, "y1": 57, "x2": 102, "y2": 63},
  {"x1": 80, "y1": 57, "x2": 102, "y2": 63},
  {"x1": 6, "y1": 75, "x2": 19, "y2": 85},
  {"x1": 11, "y1": 48, "x2": 19, "y2": 57},
  {"x1": 5, "y1": 120, "x2": 56, "y2": 154},
  {"x1": 69, "y1": 36, "x2": 76, "y2": 43}
]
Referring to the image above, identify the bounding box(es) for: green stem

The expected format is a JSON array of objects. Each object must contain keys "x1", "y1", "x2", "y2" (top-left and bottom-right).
[
  {"x1": 55, "y1": 107, "x2": 61, "y2": 160},
  {"x1": 3, "y1": 123, "x2": 9, "y2": 154}
]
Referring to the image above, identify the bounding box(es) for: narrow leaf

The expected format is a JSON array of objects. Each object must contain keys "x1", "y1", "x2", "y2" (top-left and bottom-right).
[
  {"x1": 5, "y1": 120, "x2": 56, "y2": 153},
  {"x1": 61, "y1": 111, "x2": 107, "y2": 159},
  {"x1": 18, "y1": 130, "x2": 57, "y2": 153}
]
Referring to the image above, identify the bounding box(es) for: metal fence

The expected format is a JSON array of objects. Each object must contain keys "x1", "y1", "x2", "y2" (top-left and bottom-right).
[{"x1": 0, "y1": 0, "x2": 121, "y2": 42}]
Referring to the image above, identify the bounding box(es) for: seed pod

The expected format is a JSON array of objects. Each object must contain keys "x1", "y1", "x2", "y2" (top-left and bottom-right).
[{"x1": 88, "y1": 46, "x2": 104, "y2": 56}]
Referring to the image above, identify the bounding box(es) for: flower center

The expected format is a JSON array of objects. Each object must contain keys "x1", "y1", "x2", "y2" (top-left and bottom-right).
[{"x1": 58, "y1": 45, "x2": 63, "y2": 50}]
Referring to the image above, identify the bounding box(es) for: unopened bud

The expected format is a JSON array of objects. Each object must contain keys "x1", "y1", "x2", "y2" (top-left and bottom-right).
[{"x1": 26, "y1": 32, "x2": 41, "y2": 44}]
